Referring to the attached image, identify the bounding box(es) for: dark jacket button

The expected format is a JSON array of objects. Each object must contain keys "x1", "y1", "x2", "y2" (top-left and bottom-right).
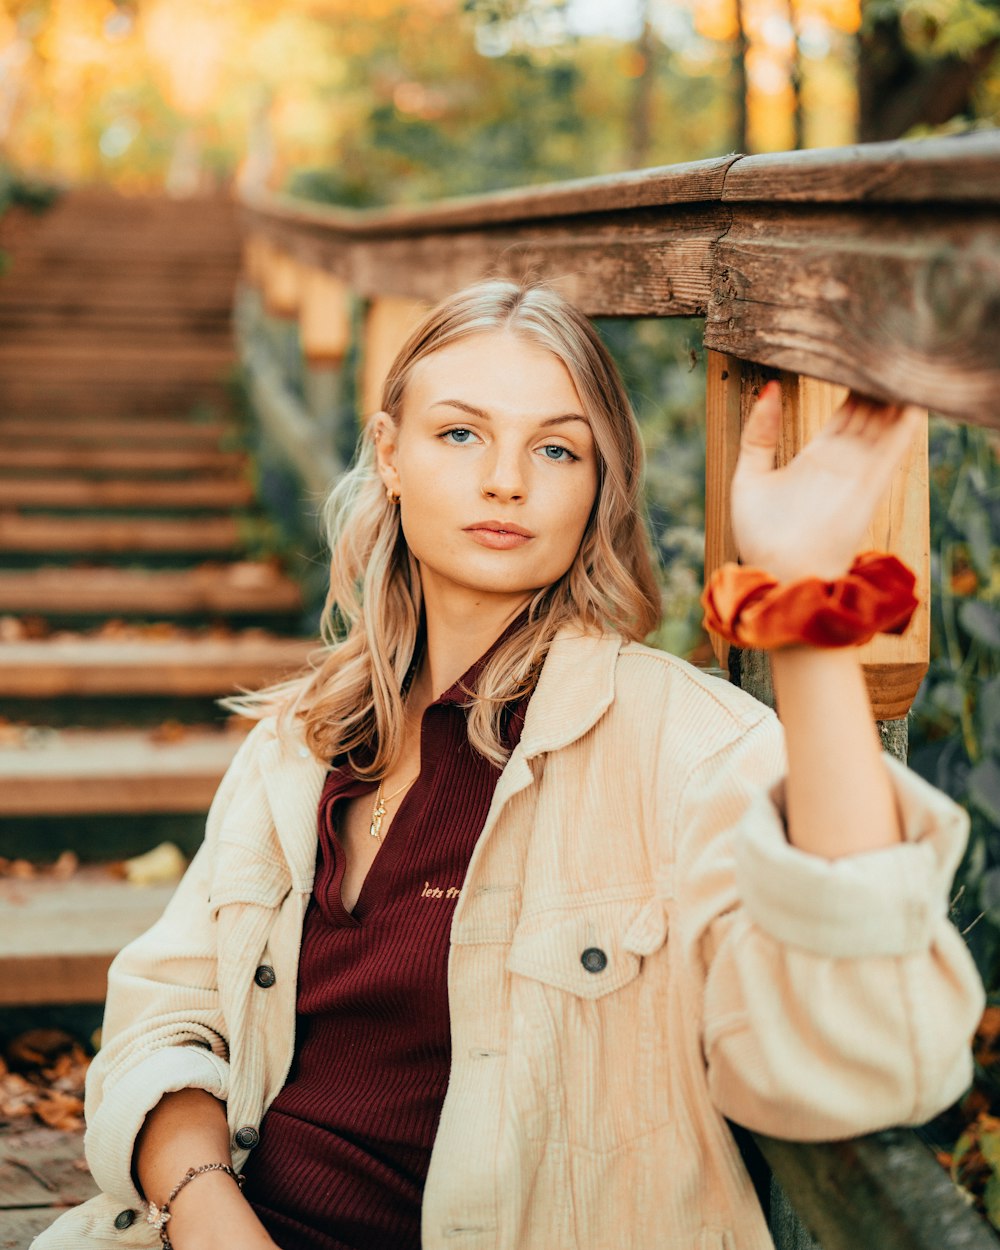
[
  {"x1": 234, "y1": 1125, "x2": 260, "y2": 1150},
  {"x1": 113, "y1": 1210, "x2": 136, "y2": 1230},
  {"x1": 581, "y1": 947, "x2": 608, "y2": 974},
  {"x1": 254, "y1": 965, "x2": 276, "y2": 988}
]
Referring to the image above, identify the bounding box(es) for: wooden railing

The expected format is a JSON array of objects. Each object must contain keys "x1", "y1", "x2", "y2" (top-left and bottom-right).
[{"x1": 235, "y1": 131, "x2": 1000, "y2": 1249}]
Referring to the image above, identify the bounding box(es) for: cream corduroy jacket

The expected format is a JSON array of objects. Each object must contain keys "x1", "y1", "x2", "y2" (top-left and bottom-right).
[{"x1": 33, "y1": 630, "x2": 984, "y2": 1250}]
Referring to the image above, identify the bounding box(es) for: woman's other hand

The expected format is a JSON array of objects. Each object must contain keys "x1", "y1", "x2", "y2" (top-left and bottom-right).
[{"x1": 730, "y1": 381, "x2": 924, "y2": 583}]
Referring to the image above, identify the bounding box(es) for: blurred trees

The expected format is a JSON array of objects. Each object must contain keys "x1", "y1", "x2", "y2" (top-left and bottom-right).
[{"x1": 858, "y1": 0, "x2": 1000, "y2": 139}]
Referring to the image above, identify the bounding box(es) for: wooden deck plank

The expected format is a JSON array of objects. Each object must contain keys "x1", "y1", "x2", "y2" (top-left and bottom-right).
[
  {"x1": 0, "y1": 867, "x2": 176, "y2": 1004},
  {"x1": 0, "y1": 448, "x2": 244, "y2": 475},
  {"x1": 0, "y1": 566, "x2": 302, "y2": 616},
  {"x1": 0, "y1": 418, "x2": 232, "y2": 446},
  {"x1": 0, "y1": 514, "x2": 242, "y2": 554},
  {"x1": 1, "y1": 1207, "x2": 69, "y2": 1246},
  {"x1": 0, "y1": 636, "x2": 314, "y2": 696},
  {"x1": 1, "y1": 478, "x2": 253, "y2": 509},
  {"x1": 0, "y1": 1126, "x2": 97, "y2": 1238},
  {"x1": 0, "y1": 726, "x2": 245, "y2": 816},
  {"x1": 0, "y1": 1127, "x2": 95, "y2": 1210}
]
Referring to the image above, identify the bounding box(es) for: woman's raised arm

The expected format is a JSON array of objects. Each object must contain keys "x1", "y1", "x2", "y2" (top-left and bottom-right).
[{"x1": 729, "y1": 384, "x2": 926, "y2": 859}]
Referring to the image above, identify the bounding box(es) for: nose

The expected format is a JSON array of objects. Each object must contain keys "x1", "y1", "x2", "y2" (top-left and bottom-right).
[{"x1": 480, "y1": 444, "x2": 526, "y2": 502}]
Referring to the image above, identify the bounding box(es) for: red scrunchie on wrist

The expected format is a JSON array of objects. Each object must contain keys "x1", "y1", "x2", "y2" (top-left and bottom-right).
[{"x1": 700, "y1": 551, "x2": 918, "y2": 650}]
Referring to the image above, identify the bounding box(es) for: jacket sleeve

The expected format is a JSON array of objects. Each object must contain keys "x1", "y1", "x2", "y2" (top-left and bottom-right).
[
  {"x1": 82, "y1": 720, "x2": 269, "y2": 1207},
  {"x1": 673, "y1": 711, "x2": 985, "y2": 1141}
]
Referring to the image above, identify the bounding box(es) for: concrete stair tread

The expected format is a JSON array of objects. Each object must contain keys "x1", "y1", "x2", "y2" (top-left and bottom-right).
[
  {"x1": 0, "y1": 725, "x2": 248, "y2": 815},
  {"x1": 0, "y1": 634, "x2": 314, "y2": 696},
  {"x1": 0, "y1": 565, "x2": 303, "y2": 616},
  {"x1": 0, "y1": 864, "x2": 180, "y2": 1006}
]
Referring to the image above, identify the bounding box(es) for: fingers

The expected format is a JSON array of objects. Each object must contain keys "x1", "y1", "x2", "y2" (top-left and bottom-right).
[
  {"x1": 830, "y1": 391, "x2": 919, "y2": 443},
  {"x1": 737, "y1": 380, "x2": 781, "y2": 475}
]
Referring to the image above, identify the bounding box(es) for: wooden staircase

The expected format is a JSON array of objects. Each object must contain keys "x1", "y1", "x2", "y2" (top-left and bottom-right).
[{"x1": 0, "y1": 192, "x2": 316, "y2": 1009}]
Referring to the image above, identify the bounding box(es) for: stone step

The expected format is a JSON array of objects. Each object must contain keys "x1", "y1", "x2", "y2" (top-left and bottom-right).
[
  {"x1": 0, "y1": 635, "x2": 314, "y2": 696},
  {"x1": 0, "y1": 864, "x2": 179, "y2": 1005},
  {"x1": 0, "y1": 513, "x2": 242, "y2": 554},
  {"x1": 2, "y1": 477, "x2": 253, "y2": 509},
  {"x1": 0, "y1": 565, "x2": 302, "y2": 617},
  {"x1": 0, "y1": 417, "x2": 232, "y2": 446},
  {"x1": 0, "y1": 725, "x2": 246, "y2": 817},
  {"x1": 0, "y1": 447, "x2": 245, "y2": 475}
]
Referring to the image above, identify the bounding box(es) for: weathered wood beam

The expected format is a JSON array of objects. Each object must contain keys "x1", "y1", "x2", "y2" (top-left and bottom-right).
[
  {"x1": 755, "y1": 1130, "x2": 1000, "y2": 1250},
  {"x1": 705, "y1": 204, "x2": 1000, "y2": 428},
  {"x1": 244, "y1": 208, "x2": 727, "y2": 319},
  {"x1": 240, "y1": 133, "x2": 1000, "y2": 428}
]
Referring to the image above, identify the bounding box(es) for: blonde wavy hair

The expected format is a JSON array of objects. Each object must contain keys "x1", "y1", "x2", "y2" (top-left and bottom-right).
[{"x1": 232, "y1": 279, "x2": 661, "y2": 773}]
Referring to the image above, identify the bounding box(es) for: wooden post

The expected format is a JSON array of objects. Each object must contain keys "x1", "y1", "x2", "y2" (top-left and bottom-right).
[
  {"x1": 242, "y1": 234, "x2": 268, "y2": 290},
  {"x1": 261, "y1": 244, "x2": 302, "y2": 321},
  {"x1": 300, "y1": 269, "x2": 352, "y2": 367},
  {"x1": 703, "y1": 351, "x2": 930, "y2": 729},
  {"x1": 360, "y1": 296, "x2": 429, "y2": 417}
]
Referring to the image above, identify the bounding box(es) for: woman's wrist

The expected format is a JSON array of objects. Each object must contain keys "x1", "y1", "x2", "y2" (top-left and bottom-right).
[{"x1": 158, "y1": 1169, "x2": 272, "y2": 1250}]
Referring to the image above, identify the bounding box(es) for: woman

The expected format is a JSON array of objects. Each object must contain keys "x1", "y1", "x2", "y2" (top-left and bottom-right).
[{"x1": 34, "y1": 280, "x2": 984, "y2": 1250}]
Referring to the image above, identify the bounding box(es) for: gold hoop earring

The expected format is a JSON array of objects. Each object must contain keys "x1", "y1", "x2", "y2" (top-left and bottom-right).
[{"x1": 386, "y1": 487, "x2": 400, "y2": 505}]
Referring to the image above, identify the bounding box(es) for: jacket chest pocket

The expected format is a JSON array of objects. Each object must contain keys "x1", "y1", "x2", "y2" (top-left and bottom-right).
[{"x1": 505, "y1": 897, "x2": 671, "y2": 1153}]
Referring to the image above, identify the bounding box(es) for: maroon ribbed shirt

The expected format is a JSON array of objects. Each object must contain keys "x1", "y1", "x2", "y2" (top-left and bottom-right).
[{"x1": 242, "y1": 649, "x2": 527, "y2": 1250}]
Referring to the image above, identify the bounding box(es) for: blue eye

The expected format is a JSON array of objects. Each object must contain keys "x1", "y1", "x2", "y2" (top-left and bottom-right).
[
  {"x1": 442, "y1": 428, "x2": 476, "y2": 444},
  {"x1": 540, "y1": 444, "x2": 577, "y2": 462}
]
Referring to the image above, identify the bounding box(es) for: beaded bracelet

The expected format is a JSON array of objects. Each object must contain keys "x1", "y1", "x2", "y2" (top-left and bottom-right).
[
  {"x1": 145, "y1": 1162, "x2": 245, "y2": 1249},
  {"x1": 701, "y1": 550, "x2": 918, "y2": 650}
]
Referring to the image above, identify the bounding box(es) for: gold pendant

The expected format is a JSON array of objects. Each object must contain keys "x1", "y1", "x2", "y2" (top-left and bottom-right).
[{"x1": 370, "y1": 799, "x2": 386, "y2": 839}]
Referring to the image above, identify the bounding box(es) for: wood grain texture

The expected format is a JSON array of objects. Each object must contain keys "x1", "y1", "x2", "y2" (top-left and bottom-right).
[
  {"x1": 238, "y1": 137, "x2": 1000, "y2": 425},
  {"x1": 721, "y1": 132, "x2": 1000, "y2": 203},
  {"x1": 255, "y1": 208, "x2": 726, "y2": 315},
  {"x1": 703, "y1": 350, "x2": 743, "y2": 676},
  {"x1": 705, "y1": 206, "x2": 1000, "y2": 428},
  {"x1": 241, "y1": 155, "x2": 739, "y2": 235},
  {"x1": 0, "y1": 728, "x2": 243, "y2": 817}
]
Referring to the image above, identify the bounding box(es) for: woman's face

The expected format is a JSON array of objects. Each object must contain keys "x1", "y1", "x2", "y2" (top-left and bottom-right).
[{"x1": 374, "y1": 329, "x2": 599, "y2": 617}]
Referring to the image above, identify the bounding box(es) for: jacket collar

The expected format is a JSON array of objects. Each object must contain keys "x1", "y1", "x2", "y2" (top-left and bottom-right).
[
  {"x1": 259, "y1": 625, "x2": 623, "y2": 891},
  {"x1": 517, "y1": 625, "x2": 622, "y2": 759}
]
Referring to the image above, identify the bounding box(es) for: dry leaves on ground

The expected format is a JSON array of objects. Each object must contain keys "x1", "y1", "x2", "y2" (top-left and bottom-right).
[
  {"x1": 0, "y1": 850, "x2": 78, "y2": 881},
  {"x1": 0, "y1": 1030, "x2": 91, "y2": 1132}
]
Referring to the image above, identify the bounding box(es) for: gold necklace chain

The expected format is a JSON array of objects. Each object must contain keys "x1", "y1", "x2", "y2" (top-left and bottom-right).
[{"x1": 369, "y1": 774, "x2": 418, "y2": 841}]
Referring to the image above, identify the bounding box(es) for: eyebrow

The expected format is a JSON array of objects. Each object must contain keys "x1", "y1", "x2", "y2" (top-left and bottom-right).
[{"x1": 430, "y1": 398, "x2": 589, "y2": 428}]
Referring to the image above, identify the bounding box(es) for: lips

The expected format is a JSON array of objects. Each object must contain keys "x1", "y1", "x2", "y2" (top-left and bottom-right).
[
  {"x1": 463, "y1": 520, "x2": 534, "y2": 550},
  {"x1": 464, "y1": 520, "x2": 534, "y2": 538}
]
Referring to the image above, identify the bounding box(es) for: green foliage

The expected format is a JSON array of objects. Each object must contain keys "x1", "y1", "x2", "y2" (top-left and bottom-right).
[
  {"x1": 909, "y1": 420, "x2": 1000, "y2": 987},
  {"x1": 285, "y1": 8, "x2": 730, "y2": 208},
  {"x1": 865, "y1": 0, "x2": 1000, "y2": 58},
  {"x1": 595, "y1": 318, "x2": 710, "y2": 663},
  {"x1": 0, "y1": 162, "x2": 59, "y2": 218}
]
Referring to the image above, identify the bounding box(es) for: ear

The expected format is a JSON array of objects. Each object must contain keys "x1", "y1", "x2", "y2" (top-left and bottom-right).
[{"x1": 371, "y1": 411, "x2": 401, "y2": 497}]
